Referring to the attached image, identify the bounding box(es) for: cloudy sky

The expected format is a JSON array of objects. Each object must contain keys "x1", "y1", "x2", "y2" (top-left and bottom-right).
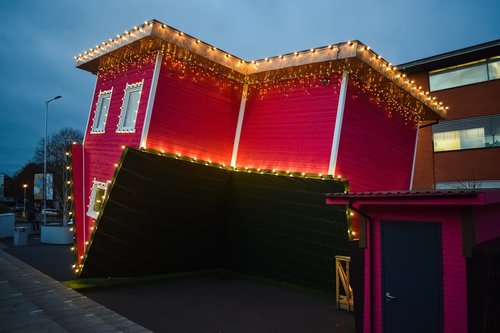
[{"x1": 0, "y1": 0, "x2": 499, "y2": 176}]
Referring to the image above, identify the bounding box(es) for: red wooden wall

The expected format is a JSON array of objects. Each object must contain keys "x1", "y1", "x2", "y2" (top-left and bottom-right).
[
  {"x1": 146, "y1": 54, "x2": 243, "y2": 165},
  {"x1": 76, "y1": 58, "x2": 422, "y2": 266},
  {"x1": 70, "y1": 144, "x2": 85, "y2": 262},
  {"x1": 237, "y1": 74, "x2": 342, "y2": 174},
  {"x1": 336, "y1": 77, "x2": 418, "y2": 191},
  {"x1": 79, "y1": 55, "x2": 157, "y2": 264}
]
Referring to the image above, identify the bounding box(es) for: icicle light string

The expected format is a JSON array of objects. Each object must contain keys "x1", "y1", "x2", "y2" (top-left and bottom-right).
[
  {"x1": 96, "y1": 48, "x2": 430, "y2": 123},
  {"x1": 77, "y1": 20, "x2": 447, "y2": 117}
]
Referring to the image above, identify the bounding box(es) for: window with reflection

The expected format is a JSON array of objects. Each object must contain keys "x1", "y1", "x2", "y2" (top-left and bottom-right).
[
  {"x1": 87, "y1": 181, "x2": 108, "y2": 219},
  {"x1": 429, "y1": 57, "x2": 500, "y2": 91},
  {"x1": 91, "y1": 89, "x2": 112, "y2": 133},
  {"x1": 432, "y1": 114, "x2": 500, "y2": 152},
  {"x1": 117, "y1": 81, "x2": 143, "y2": 133}
]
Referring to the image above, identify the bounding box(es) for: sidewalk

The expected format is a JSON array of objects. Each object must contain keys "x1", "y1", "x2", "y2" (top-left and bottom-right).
[{"x1": 0, "y1": 244, "x2": 151, "y2": 333}]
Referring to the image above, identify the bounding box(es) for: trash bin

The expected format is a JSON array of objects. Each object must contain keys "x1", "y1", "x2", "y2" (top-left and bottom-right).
[{"x1": 14, "y1": 226, "x2": 28, "y2": 246}]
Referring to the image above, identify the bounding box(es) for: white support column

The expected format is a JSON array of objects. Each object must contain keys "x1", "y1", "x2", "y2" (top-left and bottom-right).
[
  {"x1": 230, "y1": 84, "x2": 249, "y2": 168},
  {"x1": 81, "y1": 148, "x2": 86, "y2": 249},
  {"x1": 140, "y1": 51, "x2": 163, "y2": 149},
  {"x1": 82, "y1": 77, "x2": 98, "y2": 145},
  {"x1": 409, "y1": 128, "x2": 419, "y2": 190},
  {"x1": 328, "y1": 70, "x2": 349, "y2": 176}
]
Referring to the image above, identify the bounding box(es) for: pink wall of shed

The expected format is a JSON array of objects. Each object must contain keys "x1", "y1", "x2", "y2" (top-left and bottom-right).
[
  {"x1": 362, "y1": 206, "x2": 467, "y2": 333},
  {"x1": 474, "y1": 203, "x2": 500, "y2": 244}
]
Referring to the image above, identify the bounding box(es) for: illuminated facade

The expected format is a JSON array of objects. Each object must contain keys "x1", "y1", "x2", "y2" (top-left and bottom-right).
[{"x1": 71, "y1": 20, "x2": 445, "y2": 275}]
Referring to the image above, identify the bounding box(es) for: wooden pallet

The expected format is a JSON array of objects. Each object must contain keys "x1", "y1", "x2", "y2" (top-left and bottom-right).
[{"x1": 335, "y1": 255, "x2": 354, "y2": 312}]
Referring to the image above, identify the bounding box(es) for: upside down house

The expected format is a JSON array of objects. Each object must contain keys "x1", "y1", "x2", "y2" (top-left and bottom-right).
[{"x1": 70, "y1": 20, "x2": 447, "y2": 292}]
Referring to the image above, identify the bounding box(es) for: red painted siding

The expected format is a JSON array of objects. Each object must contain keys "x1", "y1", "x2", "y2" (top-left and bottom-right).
[
  {"x1": 71, "y1": 144, "x2": 85, "y2": 262},
  {"x1": 336, "y1": 77, "x2": 417, "y2": 191},
  {"x1": 80, "y1": 55, "x2": 157, "y2": 263},
  {"x1": 236, "y1": 74, "x2": 342, "y2": 173},
  {"x1": 146, "y1": 54, "x2": 243, "y2": 165},
  {"x1": 363, "y1": 206, "x2": 467, "y2": 333}
]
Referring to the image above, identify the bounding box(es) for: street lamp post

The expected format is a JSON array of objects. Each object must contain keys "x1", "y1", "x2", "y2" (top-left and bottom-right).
[
  {"x1": 23, "y1": 184, "x2": 27, "y2": 218},
  {"x1": 43, "y1": 95, "x2": 62, "y2": 226}
]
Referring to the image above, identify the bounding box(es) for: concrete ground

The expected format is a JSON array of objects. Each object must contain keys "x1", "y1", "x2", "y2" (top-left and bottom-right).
[
  {"x1": 0, "y1": 243, "x2": 151, "y2": 333},
  {"x1": 1, "y1": 235, "x2": 355, "y2": 332}
]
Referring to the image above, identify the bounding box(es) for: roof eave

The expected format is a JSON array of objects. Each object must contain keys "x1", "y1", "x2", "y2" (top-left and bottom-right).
[
  {"x1": 74, "y1": 20, "x2": 446, "y2": 120},
  {"x1": 397, "y1": 39, "x2": 500, "y2": 74},
  {"x1": 326, "y1": 190, "x2": 500, "y2": 206}
]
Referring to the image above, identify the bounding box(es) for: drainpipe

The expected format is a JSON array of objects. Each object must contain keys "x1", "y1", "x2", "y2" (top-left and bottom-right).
[{"x1": 348, "y1": 202, "x2": 374, "y2": 333}]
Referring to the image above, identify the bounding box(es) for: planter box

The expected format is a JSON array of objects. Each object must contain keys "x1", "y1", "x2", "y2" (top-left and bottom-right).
[
  {"x1": 40, "y1": 225, "x2": 73, "y2": 245},
  {"x1": 0, "y1": 213, "x2": 15, "y2": 238}
]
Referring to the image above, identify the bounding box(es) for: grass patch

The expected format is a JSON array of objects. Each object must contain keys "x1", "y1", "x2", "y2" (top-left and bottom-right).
[
  {"x1": 64, "y1": 268, "x2": 336, "y2": 303},
  {"x1": 63, "y1": 269, "x2": 224, "y2": 290}
]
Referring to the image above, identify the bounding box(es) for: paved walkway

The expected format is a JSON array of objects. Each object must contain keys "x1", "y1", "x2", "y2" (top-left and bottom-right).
[{"x1": 0, "y1": 249, "x2": 151, "y2": 333}]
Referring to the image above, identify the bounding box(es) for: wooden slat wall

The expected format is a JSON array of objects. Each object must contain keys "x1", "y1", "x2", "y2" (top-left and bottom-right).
[
  {"x1": 146, "y1": 56, "x2": 243, "y2": 165},
  {"x1": 236, "y1": 74, "x2": 342, "y2": 174},
  {"x1": 70, "y1": 144, "x2": 85, "y2": 264},
  {"x1": 336, "y1": 78, "x2": 417, "y2": 191},
  {"x1": 81, "y1": 58, "x2": 157, "y2": 263}
]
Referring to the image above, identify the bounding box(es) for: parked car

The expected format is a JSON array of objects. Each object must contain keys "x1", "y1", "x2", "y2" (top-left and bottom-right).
[{"x1": 41, "y1": 208, "x2": 62, "y2": 217}]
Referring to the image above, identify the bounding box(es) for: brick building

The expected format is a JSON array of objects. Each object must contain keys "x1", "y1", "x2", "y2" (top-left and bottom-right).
[{"x1": 399, "y1": 40, "x2": 500, "y2": 190}]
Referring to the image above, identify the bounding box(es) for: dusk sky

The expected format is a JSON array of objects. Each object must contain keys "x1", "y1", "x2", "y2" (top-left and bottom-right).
[{"x1": 1, "y1": 0, "x2": 499, "y2": 176}]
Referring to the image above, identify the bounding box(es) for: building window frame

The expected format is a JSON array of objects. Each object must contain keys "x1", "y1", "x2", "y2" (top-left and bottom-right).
[
  {"x1": 432, "y1": 114, "x2": 500, "y2": 152},
  {"x1": 86, "y1": 180, "x2": 108, "y2": 219},
  {"x1": 429, "y1": 56, "x2": 500, "y2": 92},
  {"x1": 116, "y1": 80, "x2": 143, "y2": 133},
  {"x1": 90, "y1": 89, "x2": 112, "y2": 134}
]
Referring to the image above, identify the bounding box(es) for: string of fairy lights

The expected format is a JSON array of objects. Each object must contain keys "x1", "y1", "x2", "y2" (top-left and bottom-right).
[
  {"x1": 63, "y1": 143, "x2": 83, "y2": 273},
  {"x1": 71, "y1": 19, "x2": 449, "y2": 274},
  {"x1": 75, "y1": 19, "x2": 448, "y2": 118},
  {"x1": 70, "y1": 145, "x2": 350, "y2": 274},
  {"x1": 91, "y1": 47, "x2": 429, "y2": 128}
]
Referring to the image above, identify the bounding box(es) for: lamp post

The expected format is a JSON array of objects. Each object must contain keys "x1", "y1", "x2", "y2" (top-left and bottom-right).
[
  {"x1": 23, "y1": 184, "x2": 27, "y2": 218},
  {"x1": 43, "y1": 95, "x2": 61, "y2": 226}
]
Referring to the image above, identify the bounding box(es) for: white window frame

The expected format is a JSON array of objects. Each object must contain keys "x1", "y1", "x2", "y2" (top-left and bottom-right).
[
  {"x1": 86, "y1": 180, "x2": 108, "y2": 219},
  {"x1": 116, "y1": 80, "x2": 143, "y2": 133},
  {"x1": 90, "y1": 89, "x2": 112, "y2": 134}
]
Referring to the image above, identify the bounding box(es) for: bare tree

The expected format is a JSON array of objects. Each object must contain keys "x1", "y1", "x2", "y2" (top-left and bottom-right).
[{"x1": 33, "y1": 128, "x2": 83, "y2": 223}]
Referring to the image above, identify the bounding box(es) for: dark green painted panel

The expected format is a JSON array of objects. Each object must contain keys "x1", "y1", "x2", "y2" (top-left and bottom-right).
[
  {"x1": 81, "y1": 149, "x2": 348, "y2": 292},
  {"x1": 226, "y1": 172, "x2": 348, "y2": 291}
]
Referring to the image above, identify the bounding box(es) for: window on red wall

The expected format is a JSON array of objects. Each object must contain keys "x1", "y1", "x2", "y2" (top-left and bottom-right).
[
  {"x1": 90, "y1": 89, "x2": 112, "y2": 134},
  {"x1": 117, "y1": 80, "x2": 143, "y2": 133},
  {"x1": 86, "y1": 180, "x2": 108, "y2": 219}
]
